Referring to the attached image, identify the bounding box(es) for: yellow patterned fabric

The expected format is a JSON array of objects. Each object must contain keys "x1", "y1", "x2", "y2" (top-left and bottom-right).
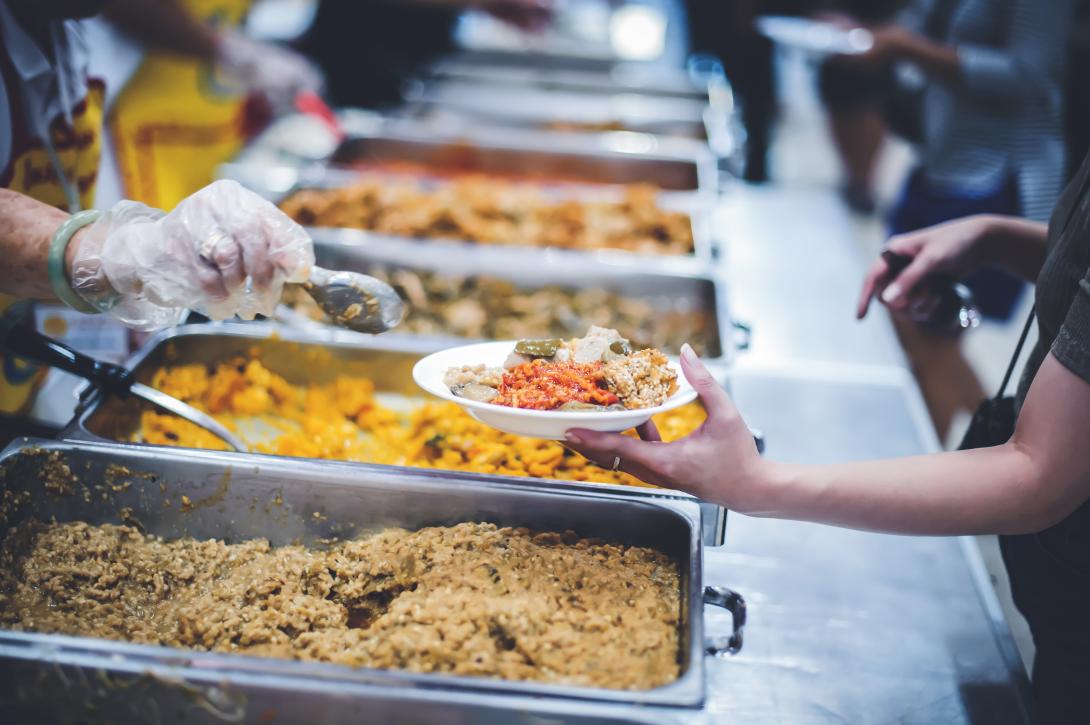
[{"x1": 108, "y1": 0, "x2": 252, "y2": 210}]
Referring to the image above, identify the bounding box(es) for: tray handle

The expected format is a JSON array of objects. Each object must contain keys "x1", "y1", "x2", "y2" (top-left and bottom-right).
[
  {"x1": 731, "y1": 320, "x2": 752, "y2": 352},
  {"x1": 704, "y1": 585, "x2": 746, "y2": 656}
]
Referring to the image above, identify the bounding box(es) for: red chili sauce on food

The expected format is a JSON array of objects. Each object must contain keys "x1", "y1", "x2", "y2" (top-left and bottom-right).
[{"x1": 492, "y1": 359, "x2": 619, "y2": 410}]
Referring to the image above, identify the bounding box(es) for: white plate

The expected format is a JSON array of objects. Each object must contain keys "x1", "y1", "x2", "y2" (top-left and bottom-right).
[
  {"x1": 756, "y1": 16, "x2": 873, "y2": 56},
  {"x1": 412, "y1": 341, "x2": 698, "y2": 440}
]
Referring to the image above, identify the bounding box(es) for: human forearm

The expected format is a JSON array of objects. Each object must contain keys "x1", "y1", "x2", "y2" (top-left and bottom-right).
[
  {"x1": 567, "y1": 350, "x2": 1090, "y2": 539},
  {"x1": 104, "y1": 0, "x2": 219, "y2": 60},
  {"x1": 0, "y1": 189, "x2": 68, "y2": 300},
  {"x1": 983, "y1": 216, "x2": 1049, "y2": 282},
  {"x1": 890, "y1": 30, "x2": 961, "y2": 84},
  {"x1": 753, "y1": 445, "x2": 1040, "y2": 535},
  {"x1": 754, "y1": 355, "x2": 1090, "y2": 535}
]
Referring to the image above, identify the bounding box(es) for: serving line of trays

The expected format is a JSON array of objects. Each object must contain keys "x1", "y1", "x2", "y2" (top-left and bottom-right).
[
  {"x1": 63, "y1": 322, "x2": 731, "y2": 547},
  {"x1": 220, "y1": 121, "x2": 723, "y2": 277},
  {"x1": 0, "y1": 438, "x2": 744, "y2": 723}
]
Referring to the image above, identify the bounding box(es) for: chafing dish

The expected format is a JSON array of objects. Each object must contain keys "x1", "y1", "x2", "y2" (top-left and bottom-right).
[
  {"x1": 63, "y1": 324, "x2": 730, "y2": 545},
  {"x1": 321, "y1": 122, "x2": 718, "y2": 194},
  {"x1": 0, "y1": 439, "x2": 743, "y2": 721},
  {"x1": 426, "y1": 58, "x2": 713, "y2": 100},
  {"x1": 279, "y1": 239, "x2": 736, "y2": 364},
  {"x1": 402, "y1": 81, "x2": 733, "y2": 155}
]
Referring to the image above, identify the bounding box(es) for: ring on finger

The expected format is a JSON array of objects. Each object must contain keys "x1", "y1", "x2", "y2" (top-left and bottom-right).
[
  {"x1": 199, "y1": 230, "x2": 233, "y2": 265},
  {"x1": 611, "y1": 456, "x2": 622, "y2": 472}
]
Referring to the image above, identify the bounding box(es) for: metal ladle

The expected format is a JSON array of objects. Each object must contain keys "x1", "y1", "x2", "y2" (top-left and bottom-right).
[
  {"x1": 303, "y1": 266, "x2": 405, "y2": 334},
  {"x1": 0, "y1": 318, "x2": 249, "y2": 452}
]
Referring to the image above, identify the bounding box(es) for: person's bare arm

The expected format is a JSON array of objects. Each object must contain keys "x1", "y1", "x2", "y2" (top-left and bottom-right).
[
  {"x1": 754, "y1": 354, "x2": 1090, "y2": 535},
  {"x1": 989, "y1": 216, "x2": 1051, "y2": 282},
  {"x1": 566, "y1": 347, "x2": 1090, "y2": 537},
  {"x1": 104, "y1": 0, "x2": 219, "y2": 60},
  {"x1": 882, "y1": 27, "x2": 961, "y2": 83},
  {"x1": 0, "y1": 189, "x2": 68, "y2": 301},
  {"x1": 860, "y1": 0, "x2": 1075, "y2": 104}
]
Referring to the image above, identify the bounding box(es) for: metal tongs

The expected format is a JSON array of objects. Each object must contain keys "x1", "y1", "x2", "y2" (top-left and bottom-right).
[{"x1": 0, "y1": 319, "x2": 249, "y2": 452}]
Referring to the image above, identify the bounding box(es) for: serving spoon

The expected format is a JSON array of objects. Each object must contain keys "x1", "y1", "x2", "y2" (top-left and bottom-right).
[
  {"x1": 0, "y1": 317, "x2": 250, "y2": 451},
  {"x1": 303, "y1": 266, "x2": 405, "y2": 334}
]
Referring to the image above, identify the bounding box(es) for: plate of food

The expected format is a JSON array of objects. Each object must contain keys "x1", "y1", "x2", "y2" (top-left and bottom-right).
[{"x1": 413, "y1": 327, "x2": 697, "y2": 439}]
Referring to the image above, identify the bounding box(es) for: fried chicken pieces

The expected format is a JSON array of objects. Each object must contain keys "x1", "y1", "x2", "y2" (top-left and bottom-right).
[{"x1": 279, "y1": 179, "x2": 694, "y2": 255}]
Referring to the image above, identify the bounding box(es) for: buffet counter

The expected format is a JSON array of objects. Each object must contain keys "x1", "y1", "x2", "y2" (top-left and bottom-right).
[{"x1": 0, "y1": 365, "x2": 1031, "y2": 723}]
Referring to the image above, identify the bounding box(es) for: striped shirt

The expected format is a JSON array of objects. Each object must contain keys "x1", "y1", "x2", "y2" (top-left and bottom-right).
[{"x1": 900, "y1": 0, "x2": 1076, "y2": 220}]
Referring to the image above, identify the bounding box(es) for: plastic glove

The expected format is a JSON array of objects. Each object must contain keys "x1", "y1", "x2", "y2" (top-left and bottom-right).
[
  {"x1": 70, "y1": 179, "x2": 314, "y2": 331},
  {"x1": 216, "y1": 30, "x2": 324, "y2": 110}
]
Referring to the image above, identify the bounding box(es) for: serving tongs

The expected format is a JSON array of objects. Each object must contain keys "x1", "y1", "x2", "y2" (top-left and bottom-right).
[{"x1": 0, "y1": 320, "x2": 249, "y2": 452}]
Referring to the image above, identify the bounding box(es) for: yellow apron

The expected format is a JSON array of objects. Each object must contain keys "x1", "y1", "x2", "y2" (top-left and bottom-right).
[
  {"x1": 0, "y1": 81, "x2": 105, "y2": 414},
  {"x1": 108, "y1": 0, "x2": 252, "y2": 211}
]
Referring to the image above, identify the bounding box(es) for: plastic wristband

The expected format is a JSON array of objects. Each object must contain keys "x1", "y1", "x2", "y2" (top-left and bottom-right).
[{"x1": 48, "y1": 209, "x2": 102, "y2": 314}]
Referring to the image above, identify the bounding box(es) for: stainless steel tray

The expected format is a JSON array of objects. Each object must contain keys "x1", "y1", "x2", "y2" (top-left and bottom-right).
[
  {"x1": 63, "y1": 323, "x2": 730, "y2": 546},
  {"x1": 405, "y1": 80, "x2": 719, "y2": 142},
  {"x1": 426, "y1": 58, "x2": 713, "y2": 101},
  {"x1": 321, "y1": 122, "x2": 719, "y2": 194},
  {"x1": 299, "y1": 208, "x2": 716, "y2": 275},
  {"x1": 284, "y1": 238, "x2": 736, "y2": 364},
  {"x1": 0, "y1": 439, "x2": 743, "y2": 721}
]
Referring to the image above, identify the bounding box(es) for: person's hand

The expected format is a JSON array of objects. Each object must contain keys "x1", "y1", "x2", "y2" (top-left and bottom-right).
[
  {"x1": 856, "y1": 215, "x2": 998, "y2": 320},
  {"x1": 835, "y1": 23, "x2": 912, "y2": 67},
  {"x1": 69, "y1": 179, "x2": 314, "y2": 330},
  {"x1": 563, "y1": 345, "x2": 764, "y2": 507},
  {"x1": 216, "y1": 30, "x2": 324, "y2": 111},
  {"x1": 475, "y1": 0, "x2": 553, "y2": 32}
]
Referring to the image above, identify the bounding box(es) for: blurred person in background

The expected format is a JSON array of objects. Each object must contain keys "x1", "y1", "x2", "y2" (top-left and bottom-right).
[
  {"x1": 814, "y1": 0, "x2": 910, "y2": 213},
  {"x1": 819, "y1": 0, "x2": 1077, "y2": 441},
  {"x1": 1064, "y1": 1, "x2": 1090, "y2": 179},
  {"x1": 0, "y1": 0, "x2": 315, "y2": 426},
  {"x1": 103, "y1": 0, "x2": 322, "y2": 210},
  {"x1": 300, "y1": 0, "x2": 551, "y2": 110},
  {"x1": 684, "y1": 0, "x2": 814, "y2": 183}
]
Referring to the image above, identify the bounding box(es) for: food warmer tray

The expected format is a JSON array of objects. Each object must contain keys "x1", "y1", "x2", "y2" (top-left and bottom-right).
[
  {"x1": 451, "y1": 0, "x2": 688, "y2": 70},
  {"x1": 320, "y1": 121, "x2": 719, "y2": 195},
  {"x1": 0, "y1": 439, "x2": 744, "y2": 723},
  {"x1": 426, "y1": 58, "x2": 715, "y2": 101},
  {"x1": 282, "y1": 238, "x2": 741, "y2": 366},
  {"x1": 62, "y1": 323, "x2": 731, "y2": 546},
  {"x1": 402, "y1": 80, "x2": 729, "y2": 152},
  {"x1": 271, "y1": 177, "x2": 717, "y2": 275}
]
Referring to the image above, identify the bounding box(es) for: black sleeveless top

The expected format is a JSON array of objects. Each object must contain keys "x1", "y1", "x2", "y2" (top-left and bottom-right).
[{"x1": 1003, "y1": 153, "x2": 1090, "y2": 653}]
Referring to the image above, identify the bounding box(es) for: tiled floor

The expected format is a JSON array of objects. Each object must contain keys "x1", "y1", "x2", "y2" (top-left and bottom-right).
[{"x1": 760, "y1": 48, "x2": 1036, "y2": 672}]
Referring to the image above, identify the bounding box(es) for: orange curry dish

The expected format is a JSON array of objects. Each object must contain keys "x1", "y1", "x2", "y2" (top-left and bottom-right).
[{"x1": 492, "y1": 360, "x2": 620, "y2": 411}]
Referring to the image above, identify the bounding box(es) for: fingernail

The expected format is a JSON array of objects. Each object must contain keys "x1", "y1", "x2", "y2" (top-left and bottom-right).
[
  {"x1": 680, "y1": 343, "x2": 699, "y2": 365},
  {"x1": 881, "y1": 283, "x2": 901, "y2": 304},
  {"x1": 565, "y1": 432, "x2": 583, "y2": 445}
]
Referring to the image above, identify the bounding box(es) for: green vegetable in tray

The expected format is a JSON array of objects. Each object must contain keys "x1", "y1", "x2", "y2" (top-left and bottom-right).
[
  {"x1": 514, "y1": 338, "x2": 563, "y2": 357},
  {"x1": 609, "y1": 340, "x2": 633, "y2": 356}
]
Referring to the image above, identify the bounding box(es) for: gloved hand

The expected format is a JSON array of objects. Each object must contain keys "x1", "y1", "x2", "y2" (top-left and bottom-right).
[
  {"x1": 215, "y1": 30, "x2": 324, "y2": 110},
  {"x1": 70, "y1": 180, "x2": 314, "y2": 331}
]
